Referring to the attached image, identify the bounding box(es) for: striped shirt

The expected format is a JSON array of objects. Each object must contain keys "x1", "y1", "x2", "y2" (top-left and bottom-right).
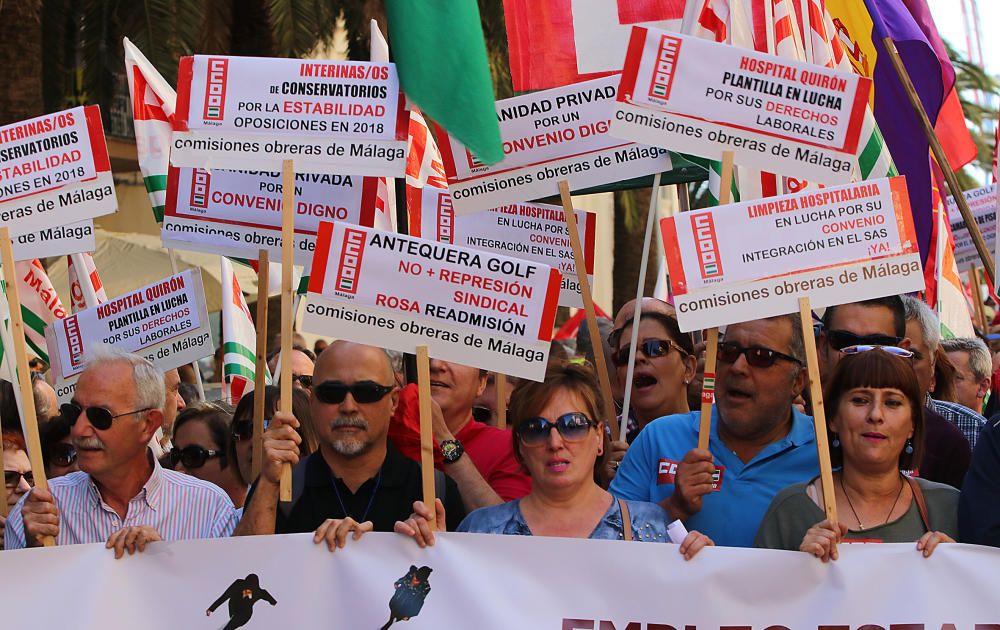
[{"x1": 4, "y1": 453, "x2": 238, "y2": 550}]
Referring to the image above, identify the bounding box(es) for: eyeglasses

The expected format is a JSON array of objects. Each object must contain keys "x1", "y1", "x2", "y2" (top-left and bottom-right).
[
  {"x1": 61, "y1": 402, "x2": 154, "y2": 431},
  {"x1": 840, "y1": 344, "x2": 914, "y2": 358},
  {"x1": 313, "y1": 380, "x2": 395, "y2": 405},
  {"x1": 292, "y1": 374, "x2": 313, "y2": 388},
  {"x1": 4, "y1": 470, "x2": 34, "y2": 489},
  {"x1": 717, "y1": 341, "x2": 802, "y2": 368},
  {"x1": 231, "y1": 419, "x2": 253, "y2": 441},
  {"x1": 826, "y1": 329, "x2": 902, "y2": 351},
  {"x1": 169, "y1": 445, "x2": 223, "y2": 469},
  {"x1": 515, "y1": 412, "x2": 596, "y2": 447},
  {"x1": 46, "y1": 443, "x2": 77, "y2": 468},
  {"x1": 612, "y1": 339, "x2": 687, "y2": 367}
]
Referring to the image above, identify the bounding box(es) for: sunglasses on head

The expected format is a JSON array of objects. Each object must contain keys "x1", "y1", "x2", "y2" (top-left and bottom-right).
[
  {"x1": 313, "y1": 380, "x2": 395, "y2": 405},
  {"x1": 47, "y1": 443, "x2": 77, "y2": 468},
  {"x1": 4, "y1": 470, "x2": 34, "y2": 489},
  {"x1": 515, "y1": 412, "x2": 596, "y2": 447},
  {"x1": 292, "y1": 374, "x2": 313, "y2": 388},
  {"x1": 840, "y1": 344, "x2": 914, "y2": 358},
  {"x1": 169, "y1": 445, "x2": 223, "y2": 469},
  {"x1": 472, "y1": 406, "x2": 492, "y2": 423},
  {"x1": 717, "y1": 341, "x2": 802, "y2": 368},
  {"x1": 826, "y1": 329, "x2": 902, "y2": 352},
  {"x1": 60, "y1": 402, "x2": 153, "y2": 431},
  {"x1": 612, "y1": 338, "x2": 687, "y2": 367}
]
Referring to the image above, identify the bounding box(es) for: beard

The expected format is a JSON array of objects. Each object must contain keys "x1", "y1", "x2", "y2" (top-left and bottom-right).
[{"x1": 328, "y1": 415, "x2": 372, "y2": 457}]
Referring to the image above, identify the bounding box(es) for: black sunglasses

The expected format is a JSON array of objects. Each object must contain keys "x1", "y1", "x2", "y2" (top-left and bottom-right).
[
  {"x1": 292, "y1": 374, "x2": 313, "y2": 388},
  {"x1": 825, "y1": 329, "x2": 902, "y2": 352},
  {"x1": 4, "y1": 470, "x2": 34, "y2": 489},
  {"x1": 47, "y1": 443, "x2": 77, "y2": 468},
  {"x1": 61, "y1": 402, "x2": 154, "y2": 431},
  {"x1": 612, "y1": 338, "x2": 687, "y2": 367},
  {"x1": 314, "y1": 380, "x2": 395, "y2": 405},
  {"x1": 169, "y1": 445, "x2": 223, "y2": 469},
  {"x1": 472, "y1": 406, "x2": 492, "y2": 423},
  {"x1": 516, "y1": 412, "x2": 596, "y2": 447},
  {"x1": 231, "y1": 419, "x2": 253, "y2": 441},
  {"x1": 717, "y1": 341, "x2": 802, "y2": 368}
]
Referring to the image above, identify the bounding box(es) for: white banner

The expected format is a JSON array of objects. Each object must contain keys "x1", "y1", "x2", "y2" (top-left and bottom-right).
[
  {"x1": 439, "y1": 75, "x2": 673, "y2": 214},
  {"x1": 47, "y1": 269, "x2": 213, "y2": 401},
  {"x1": 303, "y1": 222, "x2": 561, "y2": 380},
  {"x1": 410, "y1": 192, "x2": 596, "y2": 308},
  {"x1": 161, "y1": 167, "x2": 378, "y2": 266},
  {"x1": 0, "y1": 106, "x2": 117, "y2": 235},
  {"x1": 10, "y1": 220, "x2": 96, "y2": 261},
  {"x1": 611, "y1": 27, "x2": 871, "y2": 185},
  {"x1": 663, "y1": 177, "x2": 924, "y2": 330},
  {"x1": 947, "y1": 184, "x2": 996, "y2": 271},
  {"x1": 1, "y1": 533, "x2": 999, "y2": 629},
  {"x1": 171, "y1": 56, "x2": 406, "y2": 176}
]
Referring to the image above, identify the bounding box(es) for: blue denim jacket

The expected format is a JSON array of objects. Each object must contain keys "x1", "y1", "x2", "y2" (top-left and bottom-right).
[{"x1": 456, "y1": 497, "x2": 671, "y2": 542}]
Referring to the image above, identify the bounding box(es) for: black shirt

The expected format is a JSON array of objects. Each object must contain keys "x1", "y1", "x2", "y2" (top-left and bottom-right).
[{"x1": 249, "y1": 443, "x2": 466, "y2": 534}]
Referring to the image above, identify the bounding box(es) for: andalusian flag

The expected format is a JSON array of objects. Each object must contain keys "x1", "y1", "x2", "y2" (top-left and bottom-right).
[
  {"x1": 13, "y1": 260, "x2": 67, "y2": 364},
  {"x1": 67, "y1": 253, "x2": 108, "y2": 312},
  {"x1": 0, "y1": 278, "x2": 15, "y2": 382},
  {"x1": 124, "y1": 38, "x2": 175, "y2": 223},
  {"x1": 385, "y1": 1, "x2": 503, "y2": 164},
  {"x1": 221, "y1": 257, "x2": 268, "y2": 404}
]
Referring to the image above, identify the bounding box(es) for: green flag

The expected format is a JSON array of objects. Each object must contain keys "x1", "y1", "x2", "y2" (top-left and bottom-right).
[{"x1": 386, "y1": 0, "x2": 503, "y2": 164}]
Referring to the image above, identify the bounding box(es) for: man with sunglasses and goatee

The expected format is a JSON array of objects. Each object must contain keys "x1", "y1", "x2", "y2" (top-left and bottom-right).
[
  {"x1": 4, "y1": 346, "x2": 239, "y2": 554},
  {"x1": 235, "y1": 341, "x2": 465, "y2": 547},
  {"x1": 610, "y1": 314, "x2": 819, "y2": 548}
]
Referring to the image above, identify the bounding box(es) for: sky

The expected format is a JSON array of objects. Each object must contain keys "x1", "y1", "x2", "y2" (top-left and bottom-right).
[{"x1": 927, "y1": 0, "x2": 997, "y2": 74}]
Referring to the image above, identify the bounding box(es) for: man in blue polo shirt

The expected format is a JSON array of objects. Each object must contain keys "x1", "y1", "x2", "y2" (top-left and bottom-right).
[{"x1": 610, "y1": 314, "x2": 818, "y2": 547}]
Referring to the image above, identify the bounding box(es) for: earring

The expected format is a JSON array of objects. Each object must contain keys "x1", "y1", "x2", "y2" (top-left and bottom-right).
[
  {"x1": 904, "y1": 439, "x2": 914, "y2": 455},
  {"x1": 831, "y1": 435, "x2": 841, "y2": 448}
]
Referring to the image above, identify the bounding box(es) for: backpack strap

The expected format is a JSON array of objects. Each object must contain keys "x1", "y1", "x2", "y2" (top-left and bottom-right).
[
  {"x1": 906, "y1": 475, "x2": 931, "y2": 532},
  {"x1": 278, "y1": 455, "x2": 310, "y2": 519},
  {"x1": 617, "y1": 498, "x2": 633, "y2": 541}
]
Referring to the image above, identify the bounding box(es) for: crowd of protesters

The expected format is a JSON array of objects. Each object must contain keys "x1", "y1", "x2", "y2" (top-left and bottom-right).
[{"x1": 4, "y1": 295, "x2": 1000, "y2": 560}]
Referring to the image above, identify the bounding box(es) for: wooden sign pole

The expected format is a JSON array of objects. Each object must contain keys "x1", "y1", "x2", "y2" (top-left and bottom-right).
[
  {"x1": 0, "y1": 227, "x2": 54, "y2": 546},
  {"x1": 251, "y1": 249, "x2": 269, "y2": 480},
  {"x1": 799, "y1": 296, "x2": 838, "y2": 522},
  {"x1": 697, "y1": 151, "x2": 734, "y2": 450},
  {"x1": 495, "y1": 373, "x2": 507, "y2": 429},
  {"x1": 969, "y1": 267, "x2": 988, "y2": 331},
  {"x1": 278, "y1": 160, "x2": 295, "y2": 501},
  {"x1": 557, "y1": 181, "x2": 620, "y2": 440},
  {"x1": 619, "y1": 172, "x2": 664, "y2": 444},
  {"x1": 416, "y1": 345, "x2": 438, "y2": 530}
]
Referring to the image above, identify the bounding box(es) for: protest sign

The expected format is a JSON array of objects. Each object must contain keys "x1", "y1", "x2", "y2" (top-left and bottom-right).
[
  {"x1": 10, "y1": 220, "x2": 95, "y2": 262},
  {"x1": 0, "y1": 106, "x2": 117, "y2": 235},
  {"x1": 438, "y1": 75, "x2": 673, "y2": 214},
  {"x1": 662, "y1": 176, "x2": 924, "y2": 330},
  {"x1": 611, "y1": 27, "x2": 871, "y2": 185},
  {"x1": 947, "y1": 184, "x2": 996, "y2": 271},
  {"x1": 47, "y1": 269, "x2": 213, "y2": 401},
  {"x1": 161, "y1": 167, "x2": 378, "y2": 266},
  {"x1": 302, "y1": 223, "x2": 561, "y2": 381},
  {"x1": 170, "y1": 56, "x2": 406, "y2": 176},
  {"x1": 410, "y1": 192, "x2": 595, "y2": 308},
  {"x1": 1, "y1": 533, "x2": 999, "y2": 628}
]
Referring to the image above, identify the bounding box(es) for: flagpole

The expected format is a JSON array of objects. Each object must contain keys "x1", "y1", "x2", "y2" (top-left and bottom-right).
[{"x1": 870, "y1": 21, "x2": 995, "y2": 284}]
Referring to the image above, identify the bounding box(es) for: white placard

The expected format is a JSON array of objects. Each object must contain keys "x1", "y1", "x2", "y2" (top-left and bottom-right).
[
  {"x1": 439, "y1": 75, "x2": 672, "y2": 214},
  {"x1": 947, "y1": 184, "x2": 996, "y2": 271},
  {"x1": 171, "y1": 56, "x2": 406, "y2": 176},
  {"x1": 10, "y1": 220, "x2": 96, "y2": 261},
  {"x1": 611, "y1": 27, "x2": 871, "y2": 184}
]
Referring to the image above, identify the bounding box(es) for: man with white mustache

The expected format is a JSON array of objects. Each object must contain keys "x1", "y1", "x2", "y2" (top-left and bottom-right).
[
  {"x1": 235, "y1": 341, "x2": 466, "y2": 548},
  {"x1": 4, "y1": 347, "x2": 238, "y2": 555}
]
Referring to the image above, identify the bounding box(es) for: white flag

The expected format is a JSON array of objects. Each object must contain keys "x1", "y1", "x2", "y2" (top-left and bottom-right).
[
  {"x1": 14, "y1": 260, "x2": 67, "y2": 363},
  {"x1": 67, "y1": 253, "x2": 108, "y2": 312}
]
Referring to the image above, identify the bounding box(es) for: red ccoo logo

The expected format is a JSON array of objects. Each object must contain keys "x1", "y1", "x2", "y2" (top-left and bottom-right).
[
  {"x1": 648, "y1": 35, "x2": 681, "y2": 100},
  {"x1": 335, "y1": 228, "x2": 367, "y2": 294},
  {"x1": 465, "y1": 149, "x2": 485, "y2": 170},
  {"x1": 190, "y1": 169, "x2": 211, "y2": 208},
  {"x1": 691, "y1": 213, "x2": 723, "y2": 279},
  {"x1": 64, "y1": 315, "x2": 85, "y2": 369},
  {"x1": 437, "y1": 194, "x2": 454, "y2": 244},
  {"x1": 203, "y1": 58, "x2": 229, "y2": 121}
]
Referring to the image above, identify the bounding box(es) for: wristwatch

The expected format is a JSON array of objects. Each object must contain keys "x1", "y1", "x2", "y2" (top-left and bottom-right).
[{"x1": 440, "y1": 439, "x2": 464, "y2": 464}]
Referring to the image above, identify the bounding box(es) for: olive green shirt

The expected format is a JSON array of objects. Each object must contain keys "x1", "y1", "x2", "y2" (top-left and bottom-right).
[{"x1": 754, "y1": 477, "x2": 960, "y2": 549}]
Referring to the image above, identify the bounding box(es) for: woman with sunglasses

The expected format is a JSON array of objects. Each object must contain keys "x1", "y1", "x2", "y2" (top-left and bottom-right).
[
  {"x1": 755, "y1": 347, "x2": 959, "y2": 560},
  {"x1": 230, "y1": 386, "x2": 315, "y2": 488},
  {"x1": 2, "y1": 430, "x2": 33, "y2": 550},
  {"x1": 171, "y1": 403, "x2": 248, "y2": 509},
  {"x1": 41, "y1": 415, "x2": 79, "y2": 479},
  {"x1": 393, "y1": 362, "x2": 712, "y2": 557}
]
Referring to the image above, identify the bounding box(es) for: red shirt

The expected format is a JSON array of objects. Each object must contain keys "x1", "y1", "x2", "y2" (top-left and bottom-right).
[{"x1": 389, "y1": 384, "x2": 532, "y2": 502}]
